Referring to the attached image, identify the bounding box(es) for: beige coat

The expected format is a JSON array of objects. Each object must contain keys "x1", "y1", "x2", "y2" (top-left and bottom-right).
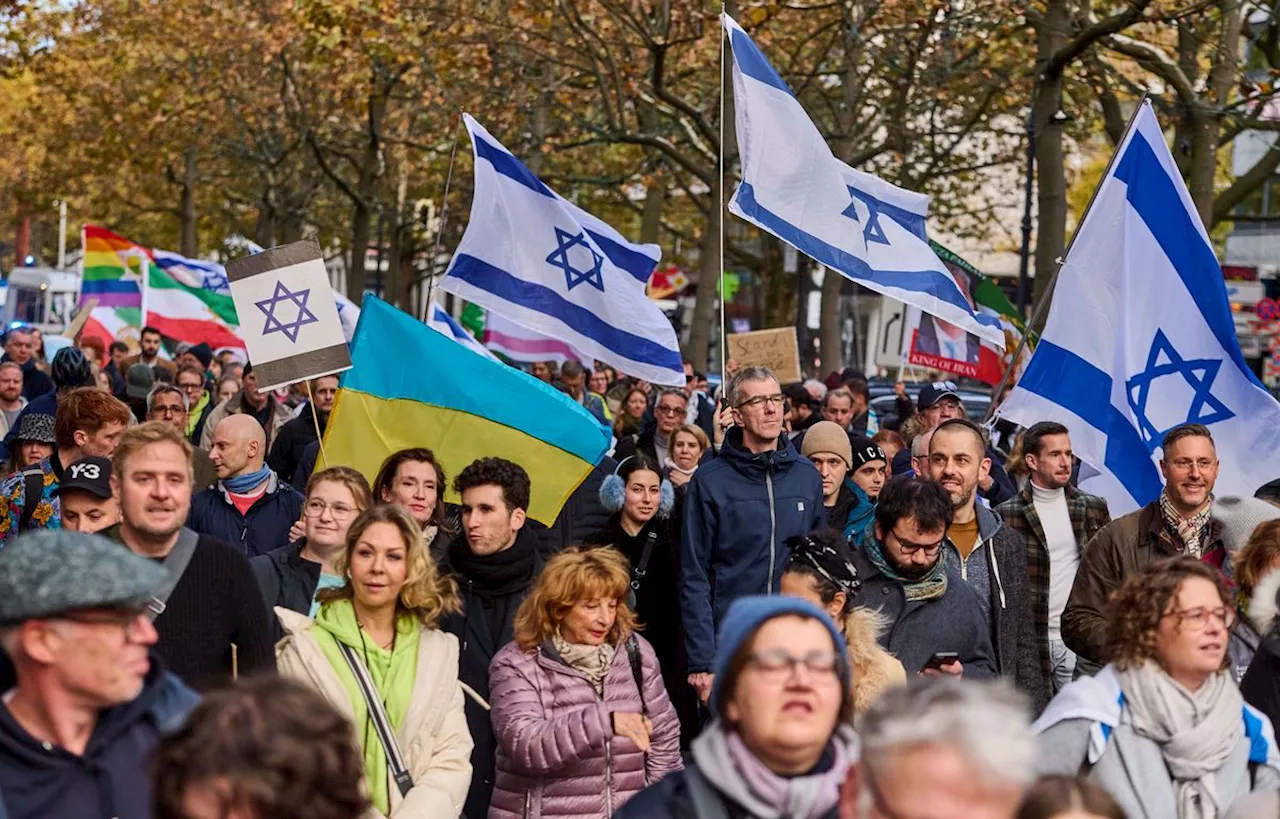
[
  {"x1": 844, "y1": 606, "x2": 907, "y2": 714},
  {"x1": 275, "y1": 608, "x2": 473, "y2": 819},
  {"x1": 198, "y1": 391, "x2": 293, "y2": 451}
]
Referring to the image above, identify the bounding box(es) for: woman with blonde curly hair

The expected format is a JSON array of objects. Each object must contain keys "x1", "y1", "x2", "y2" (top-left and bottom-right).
[
  {"x1": 488, "y1": 546, "x2": 682, "y2": 819},
  {"x1": 1033, "y1": 556, "x2": 1280, "y2": 819},
  {"x1": 277, "y1": 504, "x2": 473, "y2": 819}
]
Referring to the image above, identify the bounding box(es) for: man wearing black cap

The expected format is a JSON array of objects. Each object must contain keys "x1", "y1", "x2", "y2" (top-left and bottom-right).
[
  {"x1": 197, "y1": 363, "x2": 291, "y2": 452},
  {"x1": 54, "y1": 456, "x2": 119, "y2": 534},
  {"x1": 0, "y1": 530, "x2": 199, "y2": 818}
]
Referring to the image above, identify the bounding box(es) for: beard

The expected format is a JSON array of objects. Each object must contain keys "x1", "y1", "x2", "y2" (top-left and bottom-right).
[{"x1": 887, "y1": 550, "x2": 936, "y2": 580}]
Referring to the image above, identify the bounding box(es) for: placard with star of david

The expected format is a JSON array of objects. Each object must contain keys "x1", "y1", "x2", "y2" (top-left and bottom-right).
[{"x1": 225, "y1": 239, "x2": 352, "y2": 392}]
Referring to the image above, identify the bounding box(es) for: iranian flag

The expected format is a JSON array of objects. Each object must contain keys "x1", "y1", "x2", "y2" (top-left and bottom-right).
[{"x1": 147, "y1": 250, "x2": 245, "y2": 350}]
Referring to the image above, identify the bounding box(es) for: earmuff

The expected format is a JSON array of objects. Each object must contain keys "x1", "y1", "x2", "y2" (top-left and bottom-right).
[{"x1": 600, "y1": 455, "x2": 675, "y2": 518}]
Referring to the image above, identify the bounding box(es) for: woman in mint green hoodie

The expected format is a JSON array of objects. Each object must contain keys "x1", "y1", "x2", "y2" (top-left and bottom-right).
[{"x1": 276, "y1": 504, "x2": 474, "y2": 818}]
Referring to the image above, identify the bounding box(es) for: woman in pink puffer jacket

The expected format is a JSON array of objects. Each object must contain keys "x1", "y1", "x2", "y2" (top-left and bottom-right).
[{"x1": 488, "y1": 547, "x2": 683, "y2": 819}]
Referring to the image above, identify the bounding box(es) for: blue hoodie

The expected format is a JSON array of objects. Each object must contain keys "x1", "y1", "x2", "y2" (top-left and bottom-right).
[{"x1": 680, "y1": 427, "x2": 825, "y2": 673}]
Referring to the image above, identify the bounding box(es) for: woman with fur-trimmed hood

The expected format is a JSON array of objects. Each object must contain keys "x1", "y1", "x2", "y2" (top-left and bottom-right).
[{"x1": 779, "y1": 530, "x2": 906, "y2": 713}]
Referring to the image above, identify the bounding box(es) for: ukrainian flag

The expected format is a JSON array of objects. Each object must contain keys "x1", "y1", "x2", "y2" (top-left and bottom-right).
[{"x1": 324, "y1": 296, "x2": 610, "y2": 524}]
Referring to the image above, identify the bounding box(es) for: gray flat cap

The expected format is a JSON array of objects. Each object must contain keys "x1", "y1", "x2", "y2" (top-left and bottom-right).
[{"x1": 0, "y1": 530, "x2": 167, "y2": 625}]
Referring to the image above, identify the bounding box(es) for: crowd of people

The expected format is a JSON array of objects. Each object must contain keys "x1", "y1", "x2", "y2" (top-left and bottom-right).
[{"x1": 0, "y1": 327, "x2": 1277, "y2": 819}]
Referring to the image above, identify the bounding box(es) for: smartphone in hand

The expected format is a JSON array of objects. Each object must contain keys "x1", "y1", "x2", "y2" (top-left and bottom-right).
[{"x1": 921, "y1": 651, "x2": 959, "y2": 670}]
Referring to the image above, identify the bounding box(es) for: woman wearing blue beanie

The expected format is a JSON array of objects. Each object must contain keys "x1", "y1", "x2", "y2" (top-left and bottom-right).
[{"x1": 616, "y1": 595, "x2": 856, "y2": 819}]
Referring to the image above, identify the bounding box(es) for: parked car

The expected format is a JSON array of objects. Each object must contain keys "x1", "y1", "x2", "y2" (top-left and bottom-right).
[{"x1": 869, "y1": 381, "x2": 992, "y2": 430}]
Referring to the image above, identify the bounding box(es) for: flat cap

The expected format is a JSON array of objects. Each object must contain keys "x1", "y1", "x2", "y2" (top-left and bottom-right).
[{"x1": 0, "y1": 530, "x2": 166, "y2": 625}]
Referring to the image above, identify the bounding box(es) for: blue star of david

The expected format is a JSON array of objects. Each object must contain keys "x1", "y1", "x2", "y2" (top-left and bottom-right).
[
  {"x1": 840, "y1": 186, "x2": 891, "y2": 246},
  {"x1": 546, "y1": 227, "x2": 605, "y2": 292},
  {"x1": 203, "y1": 271, "x2": 229, "y2": 292},
  {"x1": 1126, "y1": 329, "x2": 1235, "y2": 449},
  {"x1": 255, "y1": 280, "x2": 318, "y2": 343}
]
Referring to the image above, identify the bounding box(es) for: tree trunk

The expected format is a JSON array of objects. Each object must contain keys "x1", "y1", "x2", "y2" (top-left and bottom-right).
[
  {"x1": 640, "y1": 174, "x2": 665, "y2": 246},
  {"x1": 1030, "y1": 0, "x2": 1069, "y2": 329},
  {"x1": 688, "y1": 187, "x2": 720, "y2": 372},
  {"x1": 180, "y1": 146, "x2": 198, "y2": 257},
  {"x1": 347, "y1": 88, "x2": 386, "y2": 302},
  {"x1": 819, "y1": 268, "x2": 842, "y2": 376},
  {"x1": 762, "y1": 238, "x2": 795, "y2": 329},
  {"x1": 1189, "y1": 0, "x2": 1243, "y2": 224},
  {"x1": 253, "y1": 207, "x2": 275, "y2": 249}
]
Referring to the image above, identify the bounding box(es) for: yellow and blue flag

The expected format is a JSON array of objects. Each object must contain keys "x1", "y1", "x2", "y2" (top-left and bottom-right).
[{"x1": 324, "y1": 296, "x2": 610, "y2": 524}]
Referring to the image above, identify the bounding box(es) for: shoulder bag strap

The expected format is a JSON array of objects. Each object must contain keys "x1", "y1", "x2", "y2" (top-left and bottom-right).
[
  {"x1": 631, "y1": 530, "x2": 660, "y2": 592},
  {"x1": 625, "y1": 635, "x2": 647, "y2": 715},
  {"x1": 17, "y1": 468, "x2": 43, "y2": 533},
  {"x1": 336, "y1": 642, "x2": 414, "y2": 798},
  {"x1": 147, "y1": 527, "x2": 199, "y2": 622},
  {"x1": 684, "y1": 766, "x2": 731, "y2": 819}
]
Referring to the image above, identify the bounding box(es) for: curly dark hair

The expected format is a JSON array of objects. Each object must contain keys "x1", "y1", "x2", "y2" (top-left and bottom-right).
[
  {"x1": 152, "y1": 677, "x2": 370, "y2": 819},
  {"x1": 453, "y1": 456, "x2": 531, "y2": 512},
  {"x1": 1103, "y1": 556, "x2": 1231, "y2": 671}
]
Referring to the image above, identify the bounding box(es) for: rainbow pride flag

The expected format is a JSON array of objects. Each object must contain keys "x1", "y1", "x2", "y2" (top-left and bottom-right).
[
  {"x1": 325, "y1": 296, "x2": 609, "y2": 524},
  {"x1": 80, "y1": 226, "x2": 146, "y2": 346}
]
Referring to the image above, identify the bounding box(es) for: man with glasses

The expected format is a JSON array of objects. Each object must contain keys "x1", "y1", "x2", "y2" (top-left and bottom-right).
[
  {"x1": 147, "y1": 383, "x2": 217, "y2": 490},
  {"x1": 682, "y1": 359, "x2": 716, "y2": 438},
  {"x1": 615, "y1": 387, "x2": 688, "y2": 469},
  {"x1": 681, "y1": 365, "x2": 825, "y2": 705},
  {"x1": 103, "y1": 421, "x2": 273, "y2": 689},
  {"x1": 0, "y1": 529, "x2": 201, "y2": 818},
  {"x1": 188, "y1": 414, "x2": 304, "y2": 559},
  {"x1": 1064, "y1": 423, "x2": 1227, "y2": 672},
  {"x1": 175, "y1": 364, "x2": 215, "y2": 446},
  {"x1": 848, "y1": 475, "x2": 996, "y2": 678}
]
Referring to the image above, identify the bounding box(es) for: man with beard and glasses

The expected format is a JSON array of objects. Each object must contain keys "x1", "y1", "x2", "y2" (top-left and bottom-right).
[
  {"x1": 846, "y1": 476, "x2": 996, "y2": 678},
  {"x1": 927, "y1": 418, "x2": 1048, "y2": 712},
  {"x1": 101, "y1": 422, "x2": 273, "y2": 689},
  {"x1": 1063, "y1": 423, "x2": 1226, "y2": 674},
  {"x1": 996, "y1": 422, "x2": 1111, "y2": 694}
]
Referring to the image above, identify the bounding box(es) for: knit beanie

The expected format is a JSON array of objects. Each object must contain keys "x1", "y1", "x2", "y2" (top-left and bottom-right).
[
  {"x1": 849, "y1": 435, "x2": 886, "y2": 468},
  {"x1": 1213, "y1": 495, "x2": 1280, "y2": 557},
  {"x1": 186, "y1": 342, "x2": 213, "y2": 369},
  {"x1": 802, "y1": 421, "x2": 853, "y2": 469},
  {"x1": 710, "y1": 595, "x2": 850, "y2": 713}
]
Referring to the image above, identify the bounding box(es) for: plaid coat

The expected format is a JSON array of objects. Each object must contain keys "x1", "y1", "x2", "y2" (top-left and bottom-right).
[{"x1": 995, "y1": 484, "x2": 1111, "y2": 681}]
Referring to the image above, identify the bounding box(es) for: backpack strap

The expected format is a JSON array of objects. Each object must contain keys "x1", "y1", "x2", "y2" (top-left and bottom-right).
[
  {"x1": 16, "y1": 467, "x2": 43, "y2": 534},
  {"x1": 146, "y1": 528, "x2": 200, "y2": 622},
  {"x1": 625, "y1": 635, "x2": 647, "y2": 715}
]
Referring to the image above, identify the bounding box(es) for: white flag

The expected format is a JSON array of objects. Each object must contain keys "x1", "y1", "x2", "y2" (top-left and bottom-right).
[{"x1": 998, "y1": 100, "x2": 1280, "y2": 514}]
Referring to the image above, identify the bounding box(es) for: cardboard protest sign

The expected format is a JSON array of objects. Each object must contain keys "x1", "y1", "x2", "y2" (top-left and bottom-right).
[
  {"x1": 727, "y1": 327, "x2": 802, "y2": 384},
  {"x1": 225, "y1": 240, "x2": 351, "y2": 392}
]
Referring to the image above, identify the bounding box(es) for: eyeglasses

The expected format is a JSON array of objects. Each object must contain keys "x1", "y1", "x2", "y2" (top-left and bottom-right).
[
  {"x1": 177, "y1": 382, "x2": 203, "y2": 392},
  {"x1": 745, "y1": 648, "x2": 842, "y2": 681},
  {"x1": 1166, "y1": 606, "x2": 1236, "y2": 631},
  {"x1": 655, "y1": 405, "x2": 685, "y2": 416},
  {"x1": 1168, "y1": 458, "x2": 1216, "y2": 472},
  {"x1": 304, "y1": 499, "x2": 358, "y2": 519},
  {"x1": 55, "y1": 607, "x2": 151, "y2": 640},
  {"x1": 151, "y1": 404, "x2": 184, "y2": 416},
  {"x1": 888, "y1": 529, "x2": 945, "y2": 556},
  {"x1": 736, "y1": 394, "x2": 785, "y2": 410}
]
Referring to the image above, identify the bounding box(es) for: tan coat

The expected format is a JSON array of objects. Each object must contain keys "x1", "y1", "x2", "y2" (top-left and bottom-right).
[
  {"x1": 275, "y1": 608, "x2": 473, "y2": 819},
  {"x1": 843, "y1": 606, "x2": 907, "y2": 714},
  {"x1": 198, "y1": 391, "x2": 293, "y2": 451}
]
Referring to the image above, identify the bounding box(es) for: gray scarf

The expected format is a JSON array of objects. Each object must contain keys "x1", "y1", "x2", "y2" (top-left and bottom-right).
[
  {"x1": 1117, "y1": 662, "x2": 1243, "y2": 819},
  {"x1": 552, "y1": 634, "x2": 616, "y2": 695}
]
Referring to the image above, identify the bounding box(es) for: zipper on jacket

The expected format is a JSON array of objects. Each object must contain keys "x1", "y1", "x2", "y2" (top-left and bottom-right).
[
  {"x1": 766, "y1": 461, "x2": 777, "y2": 592},
  {"x1": 604, "y1": 734, "x2": 614, "y2": 816},
  {"x1": 523, "y1": 789, "x2": 531, "y2": 819}
]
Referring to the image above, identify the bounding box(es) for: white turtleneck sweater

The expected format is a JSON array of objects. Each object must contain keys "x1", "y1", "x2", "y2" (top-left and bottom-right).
[{"x1": 1032, "y1": 481, "x2": 1079, "y2": 640}]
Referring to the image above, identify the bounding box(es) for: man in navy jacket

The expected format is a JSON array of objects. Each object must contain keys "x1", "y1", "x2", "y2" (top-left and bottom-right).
[{"x1": 680, "y1": 365, "x2": 825, "y2": 705}]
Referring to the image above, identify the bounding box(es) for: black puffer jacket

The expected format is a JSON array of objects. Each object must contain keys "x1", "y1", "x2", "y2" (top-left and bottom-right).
[
  {"x1": 249, "y1": 542, "x2": 322, "y2": 642},
  {"x1": 534, "y1": 456, "x2": 615, "y2": 558}
]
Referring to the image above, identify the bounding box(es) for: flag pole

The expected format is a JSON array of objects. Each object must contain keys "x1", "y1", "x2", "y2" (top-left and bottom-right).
[
  {"x1": 423, "y1": 118, "x2": 462, "y2": 321},
  {"x1": 985, "y1": 92, "x2": 1151, "y2": 421},
  {"x1": 305, "y1": 378, "x2": 329, "y2": 468},
  {"x1": 718, "y1": 7, "x2": 728, "y2": 384}
]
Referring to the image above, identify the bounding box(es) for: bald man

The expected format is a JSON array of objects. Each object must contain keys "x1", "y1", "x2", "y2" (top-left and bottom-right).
[{"x1": 186, "y1": 414, "x2": 305, "y2": 558}]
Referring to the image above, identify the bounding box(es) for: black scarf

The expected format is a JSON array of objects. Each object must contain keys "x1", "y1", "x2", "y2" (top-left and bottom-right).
[{"x1": 446, "y1": 528, "x2": 537, "y2": 602}]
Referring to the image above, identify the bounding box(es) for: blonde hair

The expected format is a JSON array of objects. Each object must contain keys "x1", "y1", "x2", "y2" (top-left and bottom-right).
[
  {"x1": 111, "y1": 421, "x2": 193, "y2": 481},
  {"x1": 668, "y1": 423, "x2": 710, "y2": 460},
  {"x1": 306, "y1": 466, "x2": 373, "y2": 512},
  {"x1": 513, "y1": 546, "x2": 637, "y2": 650},
  {"x1": 317, "y1": 505, "x2": 460, "y2": 628}
]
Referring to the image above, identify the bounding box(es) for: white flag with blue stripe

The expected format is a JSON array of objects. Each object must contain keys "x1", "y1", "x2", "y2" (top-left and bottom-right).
[
  {"x1": 998, "y1": 100, "x2": 1280, "y2": 515},
  {"x1": 723, "y1": 14, "x2": 1003, "y2": 347},
  {"x1": 439, "y1": 115, "x2": 684, "y2": 386},
  {"x1": 426, "y1": 302, "x2": 498, "y2": 361}
]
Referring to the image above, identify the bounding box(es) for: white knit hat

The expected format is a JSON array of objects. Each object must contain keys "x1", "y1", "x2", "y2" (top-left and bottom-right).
[{"x1": 1212, "y1": 495, "x2": 1280, "y2": 557}]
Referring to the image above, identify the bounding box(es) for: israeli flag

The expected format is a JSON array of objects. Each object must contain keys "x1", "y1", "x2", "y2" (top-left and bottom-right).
[
  {"x1": 723, "y1": 14, "x2": 1004, "y2": 347},
  {"x1": 998, "y1": 100, "x2": 1280, "y2": 515},
  {"x1": 439, "y1": 115, "x2": 684, "y2": 386},
  {"x1": 426, "y1": 302, "x2": 498, "y2": 361}
]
